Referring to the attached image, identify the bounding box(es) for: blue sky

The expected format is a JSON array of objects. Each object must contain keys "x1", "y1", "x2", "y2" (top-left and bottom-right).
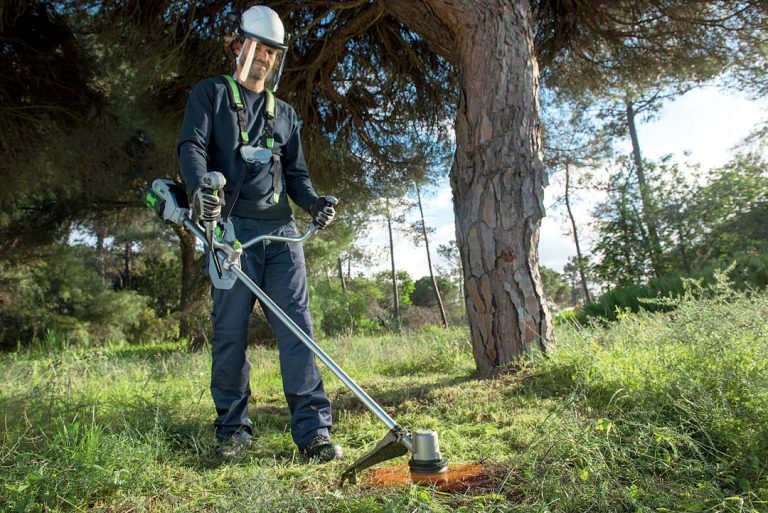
[{"x1": 358, "y1": 86, "x2": 768, "y2": 279}]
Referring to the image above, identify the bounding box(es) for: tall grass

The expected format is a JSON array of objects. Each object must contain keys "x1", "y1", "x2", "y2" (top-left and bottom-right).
[
  {"x1": 519, "y1": 272, "x2": 768, "y2": 511},
  {"x1": 1, "y1": 278, "x2": 766, "y2": 512}
]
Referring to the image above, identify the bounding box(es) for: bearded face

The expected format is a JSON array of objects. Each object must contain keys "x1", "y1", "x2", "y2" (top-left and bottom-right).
[{"x1": 236, "y1": 39, "x2": 280, "y2": 85}]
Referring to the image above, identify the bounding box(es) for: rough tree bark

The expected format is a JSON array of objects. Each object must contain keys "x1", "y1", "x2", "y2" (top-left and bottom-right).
[{"x1": 386, "y1": 0, "x2": 552, "y2": 371}]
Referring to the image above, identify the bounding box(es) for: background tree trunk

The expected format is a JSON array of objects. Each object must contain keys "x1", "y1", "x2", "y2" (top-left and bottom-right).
[
  {"x1": 174, "y1": 224, "x2": 207, "y2": 350},
  {"x1": 385, "y1": 198, "x2": 400, "y2": 328},
  {"x1": 565, "y1": 163, "x2": 592, "y2": 303},
  {"x1": 123, "y1": 242, "x2": 132, "y2": 289},
  {"x1": 96, "y1": 226, "x2": 107, "y2": 284},
  {"x1": 415, "y1": 182, "x2": 448, "y2": 328},
  {"x1": 337, "y1": 256, "x2": 348, "y2": 294},
  {"x1": 387, "y1": 0, "x2": 552, "y2": 372},
  {"x1": 626, "y1": 99, "x2": 664, "y2": 277}
]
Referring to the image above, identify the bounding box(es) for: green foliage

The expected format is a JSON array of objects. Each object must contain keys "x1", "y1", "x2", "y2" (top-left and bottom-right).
[
  {"x1": 531, "y1": 277, "x2": 768, "y2": 509},
  {"x1": 578, "y1": 275, "x2": 684, "y2": 322},
  {"x1": 562, "y1": 255, "x2": 593, "y2": 305},
  {"x1": 312, "y1": 277, "x2": 386, "y2": 337},
  {"x1": 374, "y1": 270, "x2": 415, "y2": 311},
  {"x1": 591, "y1": 156, "x2": 656, "y2": 286},
  {"x1": 409, "y1": 275, "x2": 456, "y2": 307},
  {"x1": 700, "y1": 246, "x2": 768, "y2": 290},
  {"x1": 685, "y1": 152, "x2": 768, "y2": 267},
  {"x1": 553, "y1": 308, "x2": 578, "y2": 326},
  {"x1": 539, "y1": 266, "x2": 572, "y2": 309},
  {"x1": 538, "y1": 2, "x2": 753, "y2": 95},
  {"x1": 0, "y1": 243, "x2": 175, "y2": 349},
  {"x1": 131, "y1": 248, "x2": 181, "y2": 316},
  {"x1": 313, "y1": 272, "x2": 464, "y2": 335},
  {"x1": 591, "y1": 151, "x2": 768, "y2": 293}
]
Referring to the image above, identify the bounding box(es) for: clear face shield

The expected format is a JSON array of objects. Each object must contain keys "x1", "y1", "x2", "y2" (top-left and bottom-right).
[{"x1": 236, "y1": 38, "x2": 286, "y2": 91}]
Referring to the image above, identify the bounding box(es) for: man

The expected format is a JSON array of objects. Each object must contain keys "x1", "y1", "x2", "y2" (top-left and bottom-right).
[{"x1": 177, "y1": 5, "x2": 341, "y2": 461}]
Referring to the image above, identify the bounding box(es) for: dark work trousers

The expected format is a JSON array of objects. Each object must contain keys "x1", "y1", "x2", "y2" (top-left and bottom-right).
[{"x1": 209, "y1": 216, "x2": 332, "y2": 448}]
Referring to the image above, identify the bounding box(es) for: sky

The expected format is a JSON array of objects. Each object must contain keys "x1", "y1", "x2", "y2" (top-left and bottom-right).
[{"x1": 355, "y1": 86, "x2": 768, "y2": 279}]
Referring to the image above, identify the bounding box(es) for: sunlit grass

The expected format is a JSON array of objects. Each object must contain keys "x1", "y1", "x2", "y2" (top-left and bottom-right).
[{"x1": 1, "y1": 282, "x2": 767, "y2": 512}]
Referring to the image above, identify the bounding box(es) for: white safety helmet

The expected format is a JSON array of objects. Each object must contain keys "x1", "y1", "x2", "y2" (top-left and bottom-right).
[{"x1": 236, "y1": 5, "x2": 288, "y2": 91}]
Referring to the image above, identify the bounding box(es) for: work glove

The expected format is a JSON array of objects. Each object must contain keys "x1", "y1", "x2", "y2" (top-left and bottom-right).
[
  {"x1": 310, "y1": 196, "x2": 336, "y2": 229},
  {"x1": 192, "y1": 186, "x2": 223, "y2": 223}
]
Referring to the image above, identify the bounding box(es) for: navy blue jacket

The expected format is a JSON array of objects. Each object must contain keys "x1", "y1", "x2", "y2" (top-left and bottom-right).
[{"x1": 178, "y1": 77, "x2": 319, "y2": 219}]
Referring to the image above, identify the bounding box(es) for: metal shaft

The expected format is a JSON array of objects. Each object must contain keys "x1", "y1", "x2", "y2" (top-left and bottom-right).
[{"x1": 183, "y1": 218, "x2": 413, "y2": 451}]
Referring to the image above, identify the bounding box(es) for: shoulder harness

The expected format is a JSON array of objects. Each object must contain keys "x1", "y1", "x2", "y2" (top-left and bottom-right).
[{"x1": 220, "y1": 75, "x2": 282, "y2": 217}]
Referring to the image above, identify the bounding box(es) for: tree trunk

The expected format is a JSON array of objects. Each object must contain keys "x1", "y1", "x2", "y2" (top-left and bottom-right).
[
  {"x1": 415, "y1": 182, "x2": 448, "y2": 327},
  {"x1": 564, "y1": 163, "x2": 592, "y2": 303},
  {"x1": 123, "y1": 242, "x2": 132, "y2": 289},
  {"x1": 174, "y1": 224, "x2": 206, "y2": 348},
  {"x1": 386, "y1": 0, "x2": 552, "y2": 371},
  {"x1": 676, "y1": 215, "x2": 692, "y2": 274},
  {"x1": 337, "y1": 256, "x2": 348, "y2": 294},
  {"x1": 626, "y1": 99, "x2": 664, "y2": 278},
  {"x1": 96, "y1": 226, "x2": 107, "y2": 284},
  {"x1": 385, "y1": 197, "x2": 400, "y2": 327}
]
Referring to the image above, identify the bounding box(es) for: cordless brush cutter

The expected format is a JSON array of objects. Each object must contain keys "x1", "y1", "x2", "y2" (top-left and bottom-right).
[{"x1": 142, "y1": 172, "x2": 449, "y2": 485}]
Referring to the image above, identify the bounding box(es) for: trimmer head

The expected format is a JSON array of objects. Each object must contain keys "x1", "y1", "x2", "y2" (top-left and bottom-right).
[
  {"x1": 340, "y1": 427, "x2": 454, "y2": 486},
  {"x1": 408, "y1": 430, "x2": 449, "y2": 476},
  {"x1": 344, "y1": 428, "x2": 488, "y2": 491},
  {"x1": 339, "y1": 426, "x2": 410, "y2": 486}
]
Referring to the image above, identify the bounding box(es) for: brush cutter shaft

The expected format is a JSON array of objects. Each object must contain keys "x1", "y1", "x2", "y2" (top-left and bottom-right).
[
  {"x1": 183, "y1": 218, "x2": 413, "y2": 452},
  {"x1": 229, "y1": 262, "x2": 412, "y2": 450}
]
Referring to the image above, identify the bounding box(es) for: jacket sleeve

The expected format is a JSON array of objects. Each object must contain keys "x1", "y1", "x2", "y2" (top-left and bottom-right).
[
  {"x1": 177, "y1": 80, "x2": 214, "y2": 194},
  {"x1": 281, "y1": 106, "x2": 319, "y2": 213}
]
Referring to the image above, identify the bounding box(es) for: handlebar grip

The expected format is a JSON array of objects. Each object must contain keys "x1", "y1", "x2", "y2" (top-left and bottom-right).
[{"x1": 201, "y1": 171, "x2": 226, "y2": 193}]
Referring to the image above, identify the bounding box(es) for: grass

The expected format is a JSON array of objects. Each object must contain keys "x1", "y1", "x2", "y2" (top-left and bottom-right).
[{"x1": 1, "y1": 281, "x2": 767, "y2": 512}]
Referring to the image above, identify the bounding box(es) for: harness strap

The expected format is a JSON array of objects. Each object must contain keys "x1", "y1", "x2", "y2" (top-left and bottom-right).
[
  {"x1": 264, "y1": 89, "x2": 275, "y2": 149},
  {"x1": 220, "y1": 75, "x2": 283, "y2": 216},
  {"x1": 272, "y1": 155, "x2": 281, "y2": 204},
  {"x1": 222, "y1": 75, "x2": 250, "y2": 144},
  {"x1": 264, "y1": 92, "x2": 279, "y2": 203},
  {"x1": 222, "y1": 74, "x2": 277, "y2": 147}
]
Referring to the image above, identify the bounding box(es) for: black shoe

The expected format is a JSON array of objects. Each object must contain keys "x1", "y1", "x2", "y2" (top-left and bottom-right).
[
  {"x1": 216, "y1": 434, "x2": 251, "y2": 458},
  {"x1": 303, "y1": 435, "x2": 343, "y2": 462}
]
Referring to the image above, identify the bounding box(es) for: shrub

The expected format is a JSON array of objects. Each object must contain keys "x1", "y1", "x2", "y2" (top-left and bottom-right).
[
  {"x1": 578, "y1": 275, "x2": 684, "y2": 322},
  {"x1": 312, "y1": 278, "x2": 386, "y2": 336},
  {"x1": 410, "y1": 276, "x2": 456, "y2": 307},
  {"x1": 553, "y1": 308, "x2": 578, "y2": 326},
  {"x1": 699, "y1": 248, "x2": 768, "y2": 290},
  {"x1": 0, "y1": 244, "x2": 174, "y2": 348}
]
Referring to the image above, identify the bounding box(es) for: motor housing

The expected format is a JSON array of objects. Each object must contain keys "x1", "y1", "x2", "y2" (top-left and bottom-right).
[{"x1": 408, "y1": 430, "x2": 449, "y2": 475}]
